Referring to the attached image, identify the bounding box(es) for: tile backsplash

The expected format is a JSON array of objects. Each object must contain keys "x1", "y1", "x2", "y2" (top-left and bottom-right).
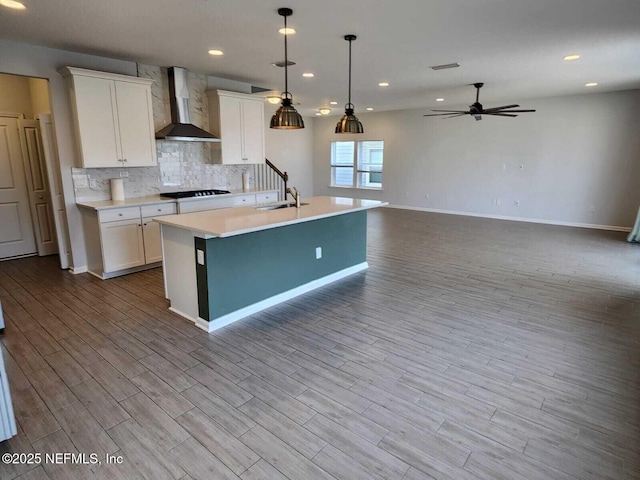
[{"x1": 72, "y1": 64, "x2": 255, "y2": 203}]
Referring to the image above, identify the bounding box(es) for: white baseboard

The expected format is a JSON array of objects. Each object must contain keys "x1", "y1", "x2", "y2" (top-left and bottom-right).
[
  {"x1": 70, "y1": 265, "x2": 88, "y2": 274},
  {"x1": 198, "y1": 262, "x2": 369, "y2": 333},
  {"x1": 385, "y1": 204, "x2": 632, "y2": 232},
  {"x1": 168, "y1": 307, "x2": 198, "y2": 323}
]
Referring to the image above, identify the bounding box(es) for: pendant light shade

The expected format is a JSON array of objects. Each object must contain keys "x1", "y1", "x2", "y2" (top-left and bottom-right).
[
  {"x1": 271, "y1": 7, "x2": 304, "y2": 130},
  {"x1": 336, "y1": 34, "x2": 363, "y2": 134}
]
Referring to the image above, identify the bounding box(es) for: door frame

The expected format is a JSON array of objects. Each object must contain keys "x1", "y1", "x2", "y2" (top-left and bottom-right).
[{"x1": 1, "y1": 111, "x2": 68, "y2": 267}]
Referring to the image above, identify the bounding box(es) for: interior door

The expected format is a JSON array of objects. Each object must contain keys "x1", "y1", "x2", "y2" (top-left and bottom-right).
[
  {"x1": 19, "y1": 119, "x2": 58, "y2": 256},
  {"x1": 0, "y1": 116, "x2": 36, "y2": 259},
  {"x1": 38, "y1": 114, "x2": 71, "y2": 268}
]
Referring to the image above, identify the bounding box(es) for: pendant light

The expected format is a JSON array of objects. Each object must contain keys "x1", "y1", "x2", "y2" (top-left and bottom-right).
[
  {"x1": 270, "y1": 7, "x2": 305, "y2": 129},
  {"x1": 336, "y1": 34, "x2": 363, "y2": 134}
]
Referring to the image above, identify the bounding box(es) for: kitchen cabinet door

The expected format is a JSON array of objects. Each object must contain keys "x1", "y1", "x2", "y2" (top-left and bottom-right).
[
  {"x1": 208, "y1": 90, "x2": 265, "y2": 164},
  {"x1": 142, "y1": 218, "x2": 162, "y2": 264},
  {"x1": 115, "y1": 81, "x2": 157, "y2": 167},
  {"x1": 100, "y1": 218, "x2": 145, "y2": 273},
  {"x1": 218, "y1": 95, "x2": 244, "y2": 164},
  {"x1": 241, "y1": 99, "x2": 265, "y2": 164},
  {"x1": 61, "y1": 67, "x2": 157, "y2": 168},
  {"x1": 71, "y1": 75, "x2": 121, "y2": 168}
]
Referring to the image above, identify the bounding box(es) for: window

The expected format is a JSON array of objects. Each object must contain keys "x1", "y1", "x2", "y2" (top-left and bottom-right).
[{"x1": 330, "y1": 140, "x2": 384, "y2": 189}]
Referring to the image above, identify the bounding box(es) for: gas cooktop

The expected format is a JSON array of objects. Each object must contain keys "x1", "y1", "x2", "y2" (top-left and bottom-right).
[{"x1": 160, "y1": 189, "x2": 231, "y2": 199}]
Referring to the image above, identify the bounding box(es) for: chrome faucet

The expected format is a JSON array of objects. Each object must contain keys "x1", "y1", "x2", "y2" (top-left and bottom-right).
[{"x1": 287, "y1": 187, "x2": 301, "y2": 208}]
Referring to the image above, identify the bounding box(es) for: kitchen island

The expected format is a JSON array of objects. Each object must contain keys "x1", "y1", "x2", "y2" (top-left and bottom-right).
[{"x1": 155, "y1": 196, "x2": 387, "y2": 332}]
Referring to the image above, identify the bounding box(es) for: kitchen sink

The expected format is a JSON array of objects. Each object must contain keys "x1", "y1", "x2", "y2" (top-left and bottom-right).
[{"x1": 255, "y1": 202, "x2": 309, "y2": 211}]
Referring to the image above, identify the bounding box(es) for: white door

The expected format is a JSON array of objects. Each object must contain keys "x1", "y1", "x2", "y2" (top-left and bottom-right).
[
  {"x1": 0, "y1": 116, "x2": 36, "y2": 259},
  {"x1": 100, "y1": 219, "x2": 145, "y2": 273},
  {"x1": 241, "y1": 99, "x2": 265, "y2": 164},
  {"x1": 38, "y1": 114, "x2": 71, "y2": 269},
  {"x1": 114, "y1": 81, "x2": 156, "y2": 167},
  {"x1": 219, "y1": 95, "x2": 243, "y2": 164},
  {"x1": 19, "y1": 119, "x2": 58, "y2": 257},
  {"x1": 142, "y1": 218, "x2": 162, "y2": 263}
]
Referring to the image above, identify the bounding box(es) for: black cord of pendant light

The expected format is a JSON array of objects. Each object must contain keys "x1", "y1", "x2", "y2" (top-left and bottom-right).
[
  {"x1": 284, "y1": 13, "x2": 289, "y2": 98},
  {"x1": 347, "y1": 36, "x2": 352, "y2": 107}
]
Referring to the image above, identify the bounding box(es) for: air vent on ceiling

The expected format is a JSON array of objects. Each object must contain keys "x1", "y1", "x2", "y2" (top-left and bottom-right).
[
  {"x1": 430, "y1": 63, "x2": 460, "y2": 71},
  {"x1": 271, "y1": 60, "x2": 296, "y2": 67}
]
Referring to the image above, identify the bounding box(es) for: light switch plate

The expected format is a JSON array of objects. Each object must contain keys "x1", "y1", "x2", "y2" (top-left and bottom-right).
[
  {"x1": 197, "y1": 249, "x2": 205, "y2": 265},
  {"x1": 315, "y1": 247, "x2": 322, "y2": 259}
]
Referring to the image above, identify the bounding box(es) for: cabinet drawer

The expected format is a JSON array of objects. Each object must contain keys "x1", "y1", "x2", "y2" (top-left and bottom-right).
[
  {"x1": 178, "y1": 196, "x2": 234, "y2": 213},
  {"x1": 98, "y1": 207, "x2": 141, "y2": 223},
  {"x1": 232, "y1": 194, "x2": 256, "y2": 207},
  {"x1": 141, "y1": 203, "x2": 177, "y2": 218},
  {"x1": 256, "y1": 192, "x2": 277, "y2": 204}
]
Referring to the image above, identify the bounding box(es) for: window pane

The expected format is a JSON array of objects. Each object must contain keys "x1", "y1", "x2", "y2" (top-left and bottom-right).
[
  {"x1": 332, "y1": 167, "x2": 354, "y2": 186},
  {"x1": 331, "y1": 142, "x2": 355, "y2": 166},
  {"x1": 357, "y1": 140, "x2": 383, "y2": 188}
]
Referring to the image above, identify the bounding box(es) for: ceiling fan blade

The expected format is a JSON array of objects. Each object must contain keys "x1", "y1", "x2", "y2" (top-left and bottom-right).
[
  {"x1": 443, "y1": 114, "x2": 468, "y2": 118},
  {"x1": 486, "y1": 113, "x2": 518, "y2": 117},
  {"x1": 430, "y1": 109, "x2": 469, "y2": 113},
  {"x1": 423, "y1": 112, "x2": 469, "y2": 117},
  {"x1": 483, "y1": 104, "x2": 520, "y2": 113},
  {"x1": 493, "y1": 109, "x2": 536, "y2": 113}
]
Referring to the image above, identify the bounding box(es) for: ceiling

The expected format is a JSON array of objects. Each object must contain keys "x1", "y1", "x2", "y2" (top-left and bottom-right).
[{"x1": 1, "y1": 0, "x2": 640, "y2": 116}]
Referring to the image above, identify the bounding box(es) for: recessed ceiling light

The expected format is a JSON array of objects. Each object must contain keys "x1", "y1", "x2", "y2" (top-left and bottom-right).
[
  {"x1": 315, "y1": 112, "x2": 322, "y2": 116},
  {"x1": 208, "y1": 49, "x2": 224, "y2": 56},
  {"x1": 366, "y1": 107, "x2": 374, "y2": 111},
  {"x1": 585, "y1": 82, "x2": 598, "y2": 87},
  {"x1": 319, "y1": 108, "x2": 331, "y2": 115},
  {"x1": 279, "y1": 27, "x2": 296, "y2": 35},
  {"x1": 436, "y1": 98, "x2": 444, "y2": 102},
  {"x1": 564, "y1": 54, "x2": 580, "y2": 61},
  {"x1": 302, "y1": 73, "x2": 314, "y2": 78},
  {"x1": 329, "y1": 101, "x2": 338, "y2": 105},
  {"x1": 378, "y1": 82, "x2": 389, "y2": 87},
  {"x1": 0, "y1": 0, "x2": 26, "y2": 9},
  {"x1": 266, "y1": 92, "x2": 281, "y2": 104}
]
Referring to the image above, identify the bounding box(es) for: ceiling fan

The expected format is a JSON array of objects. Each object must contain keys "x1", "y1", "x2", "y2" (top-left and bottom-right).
[{"x1": 424, "y1": 83, "x2": 536, "y2": 121}]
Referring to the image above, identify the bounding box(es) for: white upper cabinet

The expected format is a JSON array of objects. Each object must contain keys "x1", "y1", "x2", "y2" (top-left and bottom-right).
[
  {"x1": 208, "y1": 90, "x2": 265, "y2": 164},
  {"x1": 60, "y1": 67, "x2": 157, "y2": 168}
]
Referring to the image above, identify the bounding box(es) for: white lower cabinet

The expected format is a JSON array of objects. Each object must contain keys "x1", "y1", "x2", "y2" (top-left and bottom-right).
[
  {"x1": 101, "y1": 219, "x2": 146, "y2": 273},
  {"x1": 81, "y1": 202, "x2": 176, "y2": 278},
  {"x1": 142, "y1": 219, "x2": 163, "y2": 264}
]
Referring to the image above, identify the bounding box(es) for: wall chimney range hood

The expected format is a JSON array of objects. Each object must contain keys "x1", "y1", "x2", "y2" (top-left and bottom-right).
[{"x1": 155, "y1": 67, "x2": 220, "y2": 142}]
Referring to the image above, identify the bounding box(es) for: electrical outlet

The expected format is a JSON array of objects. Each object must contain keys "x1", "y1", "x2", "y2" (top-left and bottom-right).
[
  {"x1": 89, "y1": 179, "x2": 98, "y2": 189},
  {"x1": 315, "y1": 247, "x2": 322, "y2": 259},
  {"x1": 514, "y1": 200, "x2": 520, "y2": 206},
  {"x1": 492, "y1": 198, "x2": 501, "y2": 206},
  {"x1": 197, "y1": 249, "x2": 205, "y2": 265},
  {"x1": 119, "y1": 170, "x2": 129, "y2": 178},
  {"x1": 519, "y1": 164, "x2": 524, "y2": 170}
]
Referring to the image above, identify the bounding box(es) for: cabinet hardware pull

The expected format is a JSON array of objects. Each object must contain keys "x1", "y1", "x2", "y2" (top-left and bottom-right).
[
  {"x1": 118, "y1": 213, "x2": 123, "y2": 216},
  {"x1": 157, "y1": 209, "x2": 162, "y2": 211},
  {"x1": 123, "y1": 158, "x2": 127, "y2": 162},
  {"x1": 143, "y1": 223, "x2": 147, "y2": 226}
]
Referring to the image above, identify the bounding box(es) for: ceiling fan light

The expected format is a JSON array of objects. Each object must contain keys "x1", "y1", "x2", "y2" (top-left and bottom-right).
[{"x1": 271, "y1": 97, "x2": 305, "y2": 129}]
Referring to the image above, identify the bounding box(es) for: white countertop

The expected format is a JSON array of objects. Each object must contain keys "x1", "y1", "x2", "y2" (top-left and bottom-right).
[
  {"x1": 76, "y1": 189, "x2": 277, "y2": 211},
  {"x1": 154, "y1": 196, "x2": 387, "y2": 238}
]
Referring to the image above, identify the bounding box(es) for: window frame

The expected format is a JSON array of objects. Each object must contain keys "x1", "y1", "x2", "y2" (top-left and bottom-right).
[{"x1": 330, "y1": 139, "x2": 384, "y2": 190}]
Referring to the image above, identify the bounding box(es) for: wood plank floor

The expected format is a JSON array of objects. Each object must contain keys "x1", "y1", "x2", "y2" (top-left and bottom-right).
[{"x1": 1, "y1": 208, "x2": 639, "y2": 480}]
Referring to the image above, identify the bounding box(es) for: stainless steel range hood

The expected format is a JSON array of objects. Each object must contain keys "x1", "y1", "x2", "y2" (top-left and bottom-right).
[{"x1": 155, "y1": 67, "x2": 220, "y2": 142}]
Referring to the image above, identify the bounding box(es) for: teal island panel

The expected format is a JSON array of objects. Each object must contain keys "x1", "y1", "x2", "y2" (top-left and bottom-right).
[{"x1": 195, "y1": 210, "x2": 367, "y2": 322}]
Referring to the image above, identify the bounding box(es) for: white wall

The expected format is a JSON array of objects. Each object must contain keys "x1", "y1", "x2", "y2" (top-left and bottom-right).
[
  {"x1": 0, "y1": 73, "x2": 33, "y2": 117},
  {"x1": 264, "y1": 104, "x2": 314, "y2": 197},
  {"x1": 0, "y1": 39, "x2": 137, "y2": 270},
  {"x1": 313, "y1": 89, "x2": 640, "y2": 229}
]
